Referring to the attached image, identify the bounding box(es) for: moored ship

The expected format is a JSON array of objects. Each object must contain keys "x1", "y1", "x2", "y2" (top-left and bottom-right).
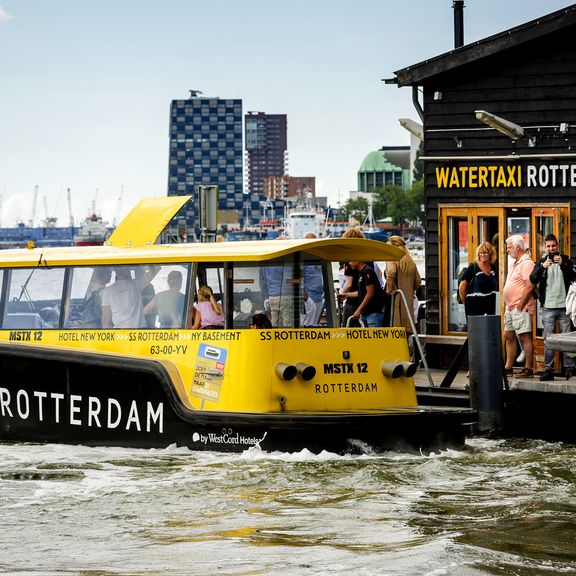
[{"x1": 74, "y1": 212, "x2": 110, "y2": 246}]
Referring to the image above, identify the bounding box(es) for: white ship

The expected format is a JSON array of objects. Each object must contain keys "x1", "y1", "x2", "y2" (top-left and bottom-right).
[{"x1": 283, "y1": 210, "x2": 324, "y2": 239}]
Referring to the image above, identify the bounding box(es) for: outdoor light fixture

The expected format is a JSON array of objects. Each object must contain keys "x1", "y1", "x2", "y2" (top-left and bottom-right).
[
  {"x1": 399, "y1": 118, "x2": 424, "y2": 140},
  {"x1": 475, "y1": 110, "x2": 525, "y2": 140}
]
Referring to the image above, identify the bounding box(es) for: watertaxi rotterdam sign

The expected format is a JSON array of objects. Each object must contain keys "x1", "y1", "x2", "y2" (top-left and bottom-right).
[{"x1": 435, "y1": 164, "x2": 576, "y2": 189}]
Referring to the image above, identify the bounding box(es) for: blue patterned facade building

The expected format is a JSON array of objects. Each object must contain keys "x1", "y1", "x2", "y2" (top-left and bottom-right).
[{"x1": 167, "y1": 94, "x2": 243, "y2": 238}]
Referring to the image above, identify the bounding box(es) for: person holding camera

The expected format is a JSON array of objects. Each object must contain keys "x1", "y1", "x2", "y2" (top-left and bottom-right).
[{"x1": 530, "y1": 233, "x2": 576, "y2": 381}]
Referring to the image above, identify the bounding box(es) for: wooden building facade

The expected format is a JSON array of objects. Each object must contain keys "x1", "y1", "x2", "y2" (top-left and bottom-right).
[{"x1": 392, "y1": 5, "x2": 576, "y2": 369}]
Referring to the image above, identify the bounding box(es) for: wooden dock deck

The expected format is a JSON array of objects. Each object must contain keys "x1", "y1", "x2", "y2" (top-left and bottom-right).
[{"x1": 413, "y1": 367, "x2": 576, "y2": 394}]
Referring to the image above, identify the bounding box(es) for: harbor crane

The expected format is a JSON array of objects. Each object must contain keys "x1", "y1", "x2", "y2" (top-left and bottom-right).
[
  {"x1": 113, "y1": 185, "x2": 124, "y2": 227},
  {"x1": 67, "y1": 188, "x2": 74, "y2": 228},
  {"x1": 29, "y1": 185, "x2": 38, "y2": 229}
]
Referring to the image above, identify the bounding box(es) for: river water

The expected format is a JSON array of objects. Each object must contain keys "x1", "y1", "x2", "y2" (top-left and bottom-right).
[{"x1": 1, "y1": 438, "x2": 575, "y2": 575}]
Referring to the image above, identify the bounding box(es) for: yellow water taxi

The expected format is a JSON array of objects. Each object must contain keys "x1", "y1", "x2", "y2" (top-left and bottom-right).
[{"x1": 0, "y1": 197, "x2": 474, "y2": 453}]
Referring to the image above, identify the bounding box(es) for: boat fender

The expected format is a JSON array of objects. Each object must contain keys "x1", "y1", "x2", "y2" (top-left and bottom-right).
[
  {"x1": 295, "y1": 362, "x2": 316, "y2": 381},
  {"x1": 398, "y1": 361, "x2": 417, "y2": 378},
  {"x1": 275, "y1": 363, "x2": 297, "y2": 381},
  {"x1": 380, "y1": 361, "x2": 404, "y2": 379}
]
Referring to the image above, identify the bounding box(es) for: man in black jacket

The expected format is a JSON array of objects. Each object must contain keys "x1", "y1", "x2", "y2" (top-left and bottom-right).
[{"x1": 530, "y1": 233, "x2": 576, "y2": 381}]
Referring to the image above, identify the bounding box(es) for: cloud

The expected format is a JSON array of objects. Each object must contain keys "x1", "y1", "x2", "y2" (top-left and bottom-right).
[{"x1": 0, "y1": 6, "x2": 13, "y2": 23}]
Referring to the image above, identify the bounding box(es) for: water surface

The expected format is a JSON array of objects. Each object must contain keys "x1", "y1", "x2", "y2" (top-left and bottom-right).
[{"x1": 1, "y1": 438, "x2": 575, "y2": 575}]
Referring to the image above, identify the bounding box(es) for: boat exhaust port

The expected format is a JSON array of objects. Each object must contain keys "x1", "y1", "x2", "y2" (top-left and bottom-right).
[
  {"x1": 381, "y1": 361, "x2": 404, "y2": 379},
  {"x1": 381, "y1": 360, "x2": 418, "y2": 378},
  {"x1": 295, "y1": 362, "x2": 316, "y2": 381},
  {"x1": 398, "y1": 361, "x2": 417, "y2": 378},
  {"x1": 275, "y1": 363, "x2": 297, "y2": 381}
]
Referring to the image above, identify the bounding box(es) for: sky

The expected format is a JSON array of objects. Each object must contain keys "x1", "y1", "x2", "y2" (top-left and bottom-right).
[{"x1": 1, "y1": 0, "x2": 574, "y2": 228}]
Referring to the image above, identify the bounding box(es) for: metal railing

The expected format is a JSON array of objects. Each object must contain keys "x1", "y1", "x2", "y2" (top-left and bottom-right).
[{"x1": 389, "y1": 289, "x2": 435, "y2": 388}]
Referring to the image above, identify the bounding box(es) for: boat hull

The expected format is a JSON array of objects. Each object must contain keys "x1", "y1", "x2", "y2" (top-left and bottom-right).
[{"x1": 0, "y1": 345, "x2": 474, "y2": 454}]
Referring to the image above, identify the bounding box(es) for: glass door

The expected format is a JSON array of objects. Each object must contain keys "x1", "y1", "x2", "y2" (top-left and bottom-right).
[
  {"x1": 441, "y1": 210, "x2": 469, "y2": 332},
  {"x1": 441, "y1": 207, "x2": 503, "y2": 333},
  {"x1": 478, "y1": 212, "x2": 502, "y2": 314}
]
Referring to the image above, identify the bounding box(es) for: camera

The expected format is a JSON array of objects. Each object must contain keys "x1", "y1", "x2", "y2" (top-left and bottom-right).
[{"x1": 548, "y1": 252, "x2": 559, "y2": 260}]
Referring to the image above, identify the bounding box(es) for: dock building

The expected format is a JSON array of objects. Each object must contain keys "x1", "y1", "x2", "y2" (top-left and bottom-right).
[{"x1": 390, "y1": 4, "x2": 576, "y2": 371}]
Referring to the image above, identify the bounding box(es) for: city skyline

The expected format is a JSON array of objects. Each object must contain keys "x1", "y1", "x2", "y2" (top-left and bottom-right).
[{"x1": 0, "y1": 0, "x2": 573, "y2": 228}]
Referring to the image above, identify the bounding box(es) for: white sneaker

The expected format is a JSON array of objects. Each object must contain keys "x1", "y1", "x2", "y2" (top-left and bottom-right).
[{"x1": 516, "y1": 351, "x2": 526, "y2": 364}]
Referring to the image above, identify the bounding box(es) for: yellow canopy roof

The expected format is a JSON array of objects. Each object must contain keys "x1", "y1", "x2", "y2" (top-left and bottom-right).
[{"x1": 0, "y1": 238, "x2": 405, "y2": 267}]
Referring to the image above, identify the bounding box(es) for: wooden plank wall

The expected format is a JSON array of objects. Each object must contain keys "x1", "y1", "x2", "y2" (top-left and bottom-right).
[{"x1": 422, "y1": 28, "x2": 576, "y2": 334}]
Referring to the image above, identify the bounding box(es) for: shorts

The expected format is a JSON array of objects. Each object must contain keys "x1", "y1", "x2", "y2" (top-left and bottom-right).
[{"x1": 504, "y1": 309, "x2": 532, "y2": 334}]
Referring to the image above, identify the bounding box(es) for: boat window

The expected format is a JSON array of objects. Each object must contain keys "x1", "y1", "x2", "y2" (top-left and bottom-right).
[
  {"x1": 102, "y1": 265, "x2": 161, "y2": 329},
  {"x1": 238, "y1": 257, "x2": 303, "y2": 329},
  {"x1": 145, "y1": 264, "x2": 190, "y2": 328},
  {"x1": 193, "y1": 264, "x2": 225, "y2": 329},
  {"x1": 230, "y1": 257, "x2": 332, "y2": 329},
  {"x1": 231, "y1": 264, "x2": 267, "y2": 328},
  {"x1": 0, "y1": 270, "x2": 4, "y2": 320},
  {"x1": 64, "y1": 264, "x2": 190, "y2": 329},
  {"x1": 2, "y1": 267, "x2": 65, "y2": 329},
  {"x1": 64, "y1": 266, "x2": 113, "y2": 328},
  {"x1": 301, "y1": 258, "x2": 325, "y2": 327}
]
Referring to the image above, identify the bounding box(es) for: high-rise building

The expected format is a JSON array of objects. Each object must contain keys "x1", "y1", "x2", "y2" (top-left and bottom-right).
[
  {"x1": 167, "y1": 93, "x2": 243, "y2": 237},
  {"x1": 245, "y1": 112, "x2": 287, "y2": 197}
]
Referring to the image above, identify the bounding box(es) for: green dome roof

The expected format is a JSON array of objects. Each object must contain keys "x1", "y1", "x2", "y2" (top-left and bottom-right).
[{"x1": 358, "y1": 150, "x2": 399, "y2": 173}]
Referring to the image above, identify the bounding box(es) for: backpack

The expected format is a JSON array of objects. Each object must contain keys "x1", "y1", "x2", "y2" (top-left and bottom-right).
[{"x1": 456, "y1": 262, "x2": 479, "y2": 305}]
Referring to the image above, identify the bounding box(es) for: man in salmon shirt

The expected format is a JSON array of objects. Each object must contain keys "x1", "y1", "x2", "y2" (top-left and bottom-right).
[{"x1": 503, "y1": 235, "x2": 536, "y2": 378}]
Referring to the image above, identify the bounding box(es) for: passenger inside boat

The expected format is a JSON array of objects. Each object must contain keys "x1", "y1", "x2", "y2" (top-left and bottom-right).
[
  {"x1": 81, "y1": 267, "x2": 112, "y2": 328},
  {"x1": 143, "y1": 270, "x2": 186, "y2": 329},
  {"x1": 193, "y1": 285, "x2": 225, "y2": 329},
  {"x1": 101, "y1": 265, "x2": 159, "y2": 329},
  {"x1": 259, "y1": 264, "x2": 296, "y2": 327},
  {"x1": 250, "y1": 312, "x2": 272, "y2": 329}
]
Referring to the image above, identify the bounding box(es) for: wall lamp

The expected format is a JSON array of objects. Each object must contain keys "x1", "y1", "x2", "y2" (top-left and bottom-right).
[
  {"x1": 475, "y1": 110, "x2": 525, "y2": 140},
  {"x1": 399, "y1": 118, "x2": 424, "y2": 140}
]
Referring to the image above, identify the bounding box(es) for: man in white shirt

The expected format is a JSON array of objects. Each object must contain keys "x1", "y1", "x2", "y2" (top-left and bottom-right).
[{"x1": 101, "y1": 265, "x2": 159, "y2": 329}]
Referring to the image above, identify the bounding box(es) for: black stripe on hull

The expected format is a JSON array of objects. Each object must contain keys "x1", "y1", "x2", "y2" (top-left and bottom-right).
[{"x1": 0, "y1": 345, "x2": 475, "y2": 454}]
